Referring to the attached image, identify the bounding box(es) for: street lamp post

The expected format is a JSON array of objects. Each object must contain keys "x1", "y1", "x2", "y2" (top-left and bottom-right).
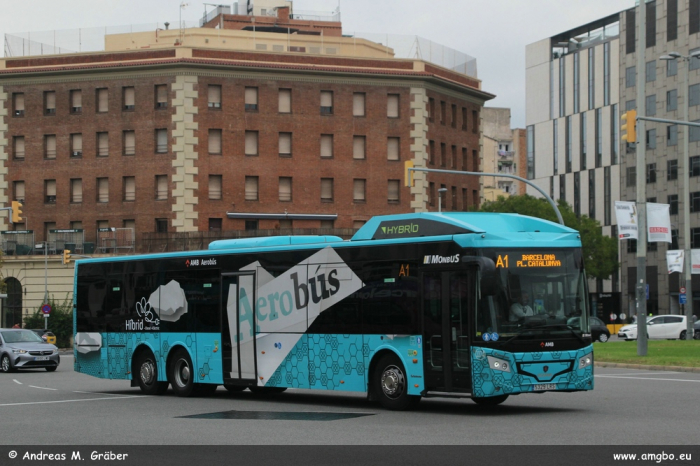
[
  {"x1": 660, "y1": 51, "x2": 700, "y2": 340},
  {"x1": 438, "y1": 188, "x2": 447, "y2": 213}
]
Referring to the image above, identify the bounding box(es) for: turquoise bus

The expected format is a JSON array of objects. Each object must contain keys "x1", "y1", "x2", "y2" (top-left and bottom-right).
[{"x1": 73, "y1": 212, "x2": 594, "y2": 410}]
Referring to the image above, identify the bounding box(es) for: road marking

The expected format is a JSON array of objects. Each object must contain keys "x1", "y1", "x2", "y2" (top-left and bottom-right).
[
  {"x1": 596, "y1": 375, "x2": 700, "y2": 383},
  {"x1": 13, "y1": 379, "x2": 22, "y2": 385},
  {"x1": 29, "y1": 385, "x2": 57, "y2": 390},
  {"x1": 73, "y1": 391, "x2": 132, "y2": 397},
  {"x1": 597, "y1": 372, "x2": 683, "y2": 376},
  {"x1": 0, "y1": 395, "x2": 145, "y2": 407}
]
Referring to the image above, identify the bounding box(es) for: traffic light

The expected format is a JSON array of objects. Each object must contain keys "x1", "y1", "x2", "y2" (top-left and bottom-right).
[
  {"x1": 62, "y1": 249, "x2": 71, "y2": 265},
  {"x1": 404, "y1": 160, "x2": 414, "y2": 187},
  {"x1": 621, "y1": 110, "x2": 637, "y2": 144},
  {"x1": 11, "y1": 200, "x2": 23, "y2": 224}
]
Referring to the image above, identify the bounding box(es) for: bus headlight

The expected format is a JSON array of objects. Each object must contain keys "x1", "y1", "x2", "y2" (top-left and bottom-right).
[
  {"x1": 578, "y1": 354, "x2": 593, "y2": 369},
  {"x1": 487, "y1": 356, "x2": 511, "y2": 373}
]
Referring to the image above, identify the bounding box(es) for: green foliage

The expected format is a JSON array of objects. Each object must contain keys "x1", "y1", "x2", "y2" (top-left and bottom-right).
[
  {"x1": 479, "y1": 194, "x2": 619, "y2": 281},
  {"x1": 23, "y1": 296, "x2": 73, "y2": 348}
]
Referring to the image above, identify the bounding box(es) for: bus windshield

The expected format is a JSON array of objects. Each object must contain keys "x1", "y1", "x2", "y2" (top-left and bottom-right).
[{"x1": 475, "y1": 248, "x2": 589, "y2": 342}]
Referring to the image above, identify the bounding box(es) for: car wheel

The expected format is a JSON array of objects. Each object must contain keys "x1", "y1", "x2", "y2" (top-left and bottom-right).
[
  {"x1": 373, "y1": 353, "x2": 421, "y2": 411},
  {"x1": 135, "y1": 350, "x2": 168, "y2": 395},
  {"x1": 45, "y1": 366, "x2": 57, "y2": 372},
  {"x1": 168, "y1": 348, "x2": 196, "y2": 397},
  {"x1": 680, "y1": 330, "x2": 687, "y2": 340},
  {"x1": 1, "y1": 354, "x2": 15, "y2": 373},
  {"x1": 471, "y1": 394, "x2": 509, "y2": 406},
  {"x1": 249, "y1": 386, "x2": 287, "y2": 394},
  {"x1": 694, "y1": 331, "x2": 700, "y2": 340},
  {"x1": 598, "y1": 333, "x2": 609, "y2": 343}
]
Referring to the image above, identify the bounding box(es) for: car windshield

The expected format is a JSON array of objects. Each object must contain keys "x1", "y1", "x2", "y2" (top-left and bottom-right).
[
  {"x1": 1, "y1": 330, "x2": 45, "y2": 344},
  {"x1": 475, "y1": 248, "x2": 589, "y2": 341}
]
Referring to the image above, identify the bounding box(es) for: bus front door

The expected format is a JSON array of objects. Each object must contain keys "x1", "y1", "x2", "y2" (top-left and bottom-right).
[
  {"x1": 221, "y1": 273, "x2": 257, "y2": 385},
  {"x1": 422, "y1": 271, "x2": 473, "y2": 393}
]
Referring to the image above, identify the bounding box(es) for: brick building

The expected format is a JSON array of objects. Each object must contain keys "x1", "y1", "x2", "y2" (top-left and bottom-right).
[{"x1": 0, "y1": 5, "x2": 493, "y2": 255}]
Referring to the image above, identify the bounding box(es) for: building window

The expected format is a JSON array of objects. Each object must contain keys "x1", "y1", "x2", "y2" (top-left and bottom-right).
[
  {"x1": 691, "y1": 156, "x2": 700, "y2": 176},
  {"x1": 353, "y1": 179, "x2": 366, "y2": 203},
  {"x1": 646, "y1": 94, "x2": 656, "y2": 116},
  {"x1": 13, "y1": 181, "x2": 25, "y2": 204},
  {"x1": 353, "y1": 136, "x2": 366, "y2": 160},
  {"x1": 13, "y1": 136, "x2": 25, "y2": 160},
  {"x1": 123, "y1": 131, "x2": 135, "y2": 155},
  {"x1": 278, "y1": 88, "x2": 291, "y2": 113},
  {"x1": 627, "y1": 167, "x2": 636, "y2": 187},
  {"x1": 320, "y1": 134, "x2": 334, "y2": 158},
  {"x1": 604, "y1": 42, "x2": 611, "y2": 105},
  {"x1": 96, "y1": 88, "x2": 108, "y2": 113},
  {"x1": 123, "y1": 87, "x2": 135, "y2": 111},
  {"x1": 473, "y1": 150, "x2": 479, "y2": 172},
  {"x1": 387, "y1": 137, "x2": 400, "y2": 161},
  {"x1": 156, "y1": 175, "x2": 168, "y2": 200},
  {"x1": 553, "y1": 119, "x2": 559, "y2": 174},
  {"x1": 245, "y1": 220, "x2": 258, "y2": 231},
  {"x1": 208, "y1": 129, "x2": 222, "y2": 155},
  {"x1": 691, "y1": 192, "x2": 700, "y2": 213},
  {"x1": 123, "y1": 177, "x2": 135, "y2": 201},
  {"x1": 668, "y1": 0, "x2": 678, "y2": 41},
  {"x1": 667, "y1": 89, "x2": 678, "y2": 111},
  {"x1": 440, "y1": 101, "x2": 446, "y2": 124},
  {"x1": 321, "y1": 178, "x2": 334, "y2": 202},
  {"x1": 691, "y1": 48, "x2": 700, "y2": 71},
  {"x1": 559, "y1": 174, "x2": 566, "y2": 202},
  {"x1": 70, "y1": 179, "x2": 83, "y2": 203},
  {"x1": 667, "y1": 58, "x2": 678, "y2": 76},
  {"x1": 462, "y1": 147, "x2": 468, "y2": 170},
  {"x1": 209, "y1": 218, "x2": 222, "y2": 232},
  {"x1": 611, "y1": 104, "x2": 619, "y2": 164},
  {"x1": 604, "y1": 166, "x2": 611, "y2": 225},
  {"x1": 44, "y1": 91, "x2": 56, "y2": 115},
  {"x1": 668, "y1": 124, "x2": 678, "y2": 146},
  {"x1": 579, "y1": 114, "x2": 586, "y2": 170},
  {"x1": 245, "y1": 131, "x2": 258, "y2": 156},
  {"x1": 573, "y1": 52, "x2": 580, "y2": 114},
  {"x1": 97, "y1": 178, "x2": 109, "y2": 203},
  {"x1": 646, "y1": 163, "x2": 656, "y2": 184},
  {"x1": 279, "y1": 177, "x2": 292, "y2": 202},
  {"x1": 440, "y1": 143, "x2": 446, "y2": 167},
  {"x1": 387, "y1": 94, "x2": 400, "y2": 118},
  {"x1": 244, "y1": 87, "x2": 258, "y2": 112},
  {"x1": 451, "y1": 145, "x2": 457, "y2": 169},
  {"x1": 208, "y1": 175, "x2": 221, "y2": 201},
  {"x1": 275, "y1": 132, "x2": 292, "y2": 158},
  {"x1": 208, "y1": 85, "x2": 222, "y2": 109},
  {"x1": 646, "y1": 60, "x2": 656, "y2": 82},
  {"x1": 692, "y1": 228, "x2": 700, "y2": 249},
  {"x1": 12, "y1": 93, "x2": 24, "y2": 117},
  {"x1": 691, "y1": 119, "x2": 700, "y2": 142},
  {"x1": 588, "y1": 170, "x2": 595, "y2": 219},
  {"x1": 320, "y1": 220, "x2": 334, "y2": 230},
  {"x1": 451, "y1": 104, "x2": 457, "y2": 128},
  {"x1": 45, "y1": 180, "x2": 56, "y2": 204},
  {"x1": 574, "y1": 172, "x2": 580, "y2": 217},
  {"x1": 428, "y1": 98, "x2": 435, "y2": 122},
  {"x1": 565, "y1": 116, "x2": 572, "y2": 173},
  {"x1": 353, "y1": 93, "x2": 365, "y2": 117},
  {"x1": 668, "y1": 159, "x2": 678, "y2": 180},
  {"x1": 320, "y1": 91, "x2": 333, "y2": 115},
  {"x1": 472, "y1": 110, "x2": 478, "y2": 133},
  {"x1": 153, "y1": 129, "x2": 167, "y2": 154},
  {"x1": 97, "y1": 132, "x2": 109, "y2": 157},
  {"x1": 646, "y1": 129, "x2": 657, "y2": 150},
  {"x1": 691, "y1": 84, "x2": 700, "y2": 107},
  {"x1": 70, "y1": 90, "x2": 82, "y2": 114},
  {"x1": 155, "y1": 85, "x2": 168, "y2": 109},
  {"x1": 388, "y1": 180, "x2": 400, "y2": 204},
  {"x1": 527, "y1": 125, "x2": 536, "y2": 180},
  {"x1": 559, "y1": 58, "x2": 566, "y2": 116},
  {"x1": 588, "y1": 48, "x2": 595, "y2": 110},
  {"x1": 429, "y1": 182, "x2": 435, "y2": 207},
  {"x1": 245, "y1": 176, "x2": 258, "y2": 201},
  {"x1": 429, "y1": 140, "x2": 435, "y2": 165},
  {"x1": 671, "y1": 229, "x2": 679, "y2": 250},
  {"x1": 669, "y1": 194, "x2": 678, "y2": 215},
  {"x1": 155, "y1": 219, "x2": 168, "y2": 233},
  {"x1": 45, "y1": 135, "x2": 56, "y2": 159},
  {"x1": 462, "y1": 107, "x2": 468, "y2": 130},
  {"x1": 71, "y1": 133, "x2": 83, "y2": 157}
]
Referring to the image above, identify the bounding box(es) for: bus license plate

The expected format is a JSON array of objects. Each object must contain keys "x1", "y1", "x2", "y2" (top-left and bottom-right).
[
  {"x1": 34, "y1": 356, "x2": 49, "y2": 361},
  {"x1": 533, "y1": 384, "x2": 556, "y2": 391}
]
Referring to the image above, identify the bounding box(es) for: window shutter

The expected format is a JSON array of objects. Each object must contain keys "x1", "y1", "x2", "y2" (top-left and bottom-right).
[
  {"x1": 46, "y1": 135, "x2": 56, "y2": 158},
  {"x1": 387, "y1": 137, "x2": 400, "y2": 160},
  {"x1": 98, "y1": 133, "x2": 109, "y2": 150},
  {"x1": 245, "y1": 177, "x2": 258, "y2": 200},
  {"x1": 353, "y1": 136, "x2": 365, "y2": 159},
  {"x1": 279, "y1": 177, "x2": 292, "y2": 201},
  {"x1": 15, "y1": 137, "x2": 25, "y2": 156},
  {"x1": 72, "y1": 90, "x2": 82, "y2": 107},
  {"x1": 15, "y1": 182, "x2": 25, "y2": 200},
  {"x1": 47, "y1": 180, "x2": 56, "y2": 196},
  {"x1": 320, "y1": 135, "x2": 333, "y2": 158},
  {"x1": 321, "y1": 91, "x2": 332, "y2": 107},
  {"x1": 72, "y1": 134, "x2": 83, "y2": 151},
  {"x1": 156, "y1": 129, "x2": 168, "y2": 152},
  {"x1": 279, "y1": 133, "x2": 291, "y2": 155},
  {"x1": 208, "y1": 175, "x2": 222, "y2": 200},
  {"x1": 125, "y1": 177, "x2": 135, "y2": 201},
  {"x1": 278, "y1": 89, "x2": 291, "y2": 113},
  {"x1": 157, "y1": 85, "x2": 168, "y2": 103},
  {"x1": 97, "y1": 89, "x2": 108, "y2": 111},
  {"x1": 208, "y1": 85, "x2": 221, "y2": 106},
  {"x1": 209, "y1": 129, "x2": 222, "y2": 154},
  {"x1": 46, "y1": 92, "x2": 56, "y2": 110},
  {"x1": 387, "y1": 94, "x2": 399, "y2": 117},
  {"x1": 124, "y1": 131, "x2": 135, "y2": 154},
  {"x1": 124, "y1": 87, "x2": 135, "y2": 106},
  {"x1": 72, "y1": 179, "x2": 83, "y2": 202},
  {"x1": 353, "y1": 179, "x2": 365, "y2": 201},
  {"x1": 245, "y1": 87, "x2": 258, "y2": 105},
  {"x1": 245, "y1": 131, "x2": 258, "y2": 155},
  {"x1": 321, "y1": 179, "x2": 333, "y2": 200},
  {"x1": 15, "y1": 94, "x2": 25, "y2": 111},
  {"x1": 98, "y1": 178, "x2": 109, "y2": 202},
  {"x1": 388, "y1": 180, "x2": 400, "y2": 201},
  {"x1": 353, "y1": 93, "x2": 365, "y2": 116}
]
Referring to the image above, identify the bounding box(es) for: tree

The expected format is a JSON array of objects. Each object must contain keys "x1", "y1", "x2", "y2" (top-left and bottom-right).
[
  {"x1": 479, "y1": 195, "x2": 619, "y2": 281},
  {"x1": 23, "y1": 296, "x2": 73, "y2": 348}
]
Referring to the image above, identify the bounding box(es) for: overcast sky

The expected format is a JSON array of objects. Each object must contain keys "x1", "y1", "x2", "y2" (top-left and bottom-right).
[{"x1": 1, "y1": 0, "x2": 636, "y2": 127}]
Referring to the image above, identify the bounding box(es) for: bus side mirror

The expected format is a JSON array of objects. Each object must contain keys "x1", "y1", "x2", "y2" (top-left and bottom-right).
[{"x1": 462, "y1": 256, "x2": 497, "y2": 296}]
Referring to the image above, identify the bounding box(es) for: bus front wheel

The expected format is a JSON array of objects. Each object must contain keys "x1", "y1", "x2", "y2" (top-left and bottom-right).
[
  {"x1": 471, "y1": 394, "x2": 509, "y2": 406},
  {"x1": 135, "y1": 350, "x2": 168, "y2": 395},
  {"x1": 168, "y1": 348, "x2": 196, "y2": 397},
  {"x1": 373, "y1": 353, "x2": 420, "y2": 411}
]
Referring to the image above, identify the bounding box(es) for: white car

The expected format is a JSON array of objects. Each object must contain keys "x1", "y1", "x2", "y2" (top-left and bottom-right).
[{"x1": 618, "y1": 315, "x2": 691, "y2": 341}]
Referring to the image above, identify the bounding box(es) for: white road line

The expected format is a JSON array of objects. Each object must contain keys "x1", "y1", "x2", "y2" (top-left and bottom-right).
[
  {"x1": 0, "y1": 395, "x2": 145, "y2": 407},
  {"x1": 13, "y1": 379, "x2": 22, "y2": 385},
  {"x1": 596, "y1": 375, "x2": 700, "y2": 383},
  {"x1": 29, "y1": 385, "x2": 57, "y2": 390},
  {"x1": 72, "y1": 391, "x2": 131, "y2": 397},
  {"x1": 597, "y1": 372, "x2": 683, "y2": 376}
]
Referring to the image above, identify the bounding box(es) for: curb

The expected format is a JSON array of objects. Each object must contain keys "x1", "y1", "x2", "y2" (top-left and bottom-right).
[{"x1": 595, "y1": 362, "x2": 700, "y2": 373}]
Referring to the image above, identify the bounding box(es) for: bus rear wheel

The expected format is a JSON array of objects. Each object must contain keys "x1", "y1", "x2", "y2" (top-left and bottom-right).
[
  {"x1": 168, "y1": 348, "x2": 196, "y2": 397},
  {"x1": 135, "y1": 350, "x2": 168, "y2": 395},
  {"x1": 471, "y1": 394, "x2": 509, "y2": 406},
  {"x1": 373, "y1": 353, "x2": 420, "y2": 411}
]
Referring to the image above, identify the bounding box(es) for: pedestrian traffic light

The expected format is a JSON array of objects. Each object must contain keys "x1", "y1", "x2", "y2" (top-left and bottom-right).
[
  {"x1": 11, "y1": 200, "x2": 23, "y2": 224},
  {"x1": 621, "y1": 110, "x2": 637, "y2": 144},
  {"x1": 62, "y1": 249, "x2": 71, "y2": 265}
]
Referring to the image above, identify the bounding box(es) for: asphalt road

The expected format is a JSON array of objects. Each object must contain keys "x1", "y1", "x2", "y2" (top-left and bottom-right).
[{"x1": 2, "y1": 354, "x2": 699, "y2": 447}]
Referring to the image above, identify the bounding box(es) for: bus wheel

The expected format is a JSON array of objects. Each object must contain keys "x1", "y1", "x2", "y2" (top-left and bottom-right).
[
  {"x1": 135, "y1": 351, "x2": 168, "y2": 395},
  {"x1": 224, "y1": 384, "x2": 247, "y2": 393},
  {"x1": 168, "y1": 348, "x2": 196, "y2": 397},
  {"x1": 471, "y1": 395, "x2": 509, "y2": 406},
  {"x1": 373, "y1": 354, "x2": 420, "y2": 411},
  {"x1": 249, "y1": 386, "x2": 287, "y2": 394}
]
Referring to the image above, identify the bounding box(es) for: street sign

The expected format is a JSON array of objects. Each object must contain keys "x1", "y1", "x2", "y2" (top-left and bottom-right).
[
  {"x1": 680, "y1": 287, "x2": 686, "y2": 294},
  {"x1": 41, "y1": 304, "x2": 51, "y2": 315},
  {"x1": 680, "y1": 294, "x2": 687, "y2": 304}
]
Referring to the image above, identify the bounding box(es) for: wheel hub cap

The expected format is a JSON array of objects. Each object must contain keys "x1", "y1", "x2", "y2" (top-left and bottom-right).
[
  {"x1": 381, "y1": 366, "x2": 404, "y2": 398},
  {"x1": 140, "y1": 360, "x2": 155, "y2": 385}
]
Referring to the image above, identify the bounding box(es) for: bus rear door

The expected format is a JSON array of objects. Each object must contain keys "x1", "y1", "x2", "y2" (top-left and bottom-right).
[{"x1": 221, "y1": 273, "x2": 258, "y2": 386}]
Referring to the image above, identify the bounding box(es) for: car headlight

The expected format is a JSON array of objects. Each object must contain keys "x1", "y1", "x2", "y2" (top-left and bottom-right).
[
  {"x1": 12, "y1": 349, "x2": 27, "y2": 354},
  {"x1": 579, "y1": 354, "x2": 593, "y2": 369},
  {"x1": 487, "y1": 355, "x2": 511, "y2": 373}
]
